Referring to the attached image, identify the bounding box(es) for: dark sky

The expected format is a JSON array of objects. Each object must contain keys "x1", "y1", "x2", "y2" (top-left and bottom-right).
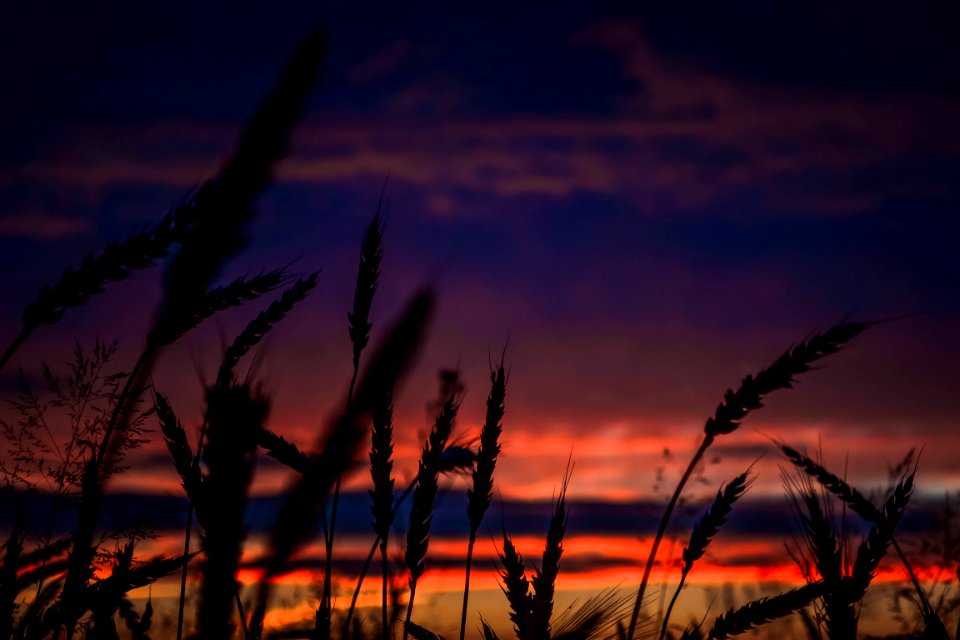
[{"x1": 1, "y1": 1, "x2": 959, "y2": 501}]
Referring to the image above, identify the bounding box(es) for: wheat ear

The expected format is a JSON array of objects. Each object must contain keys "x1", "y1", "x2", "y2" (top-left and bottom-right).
[
  {"x1": 499, "y1": 520, "x2": 533, "y2": 640},
  {"x1": 0, "y1": 214, "x2": 188, "y2": 371},
  {"x1": 707, "y1": 581, "x2": 825, "y2": 639},
  {"x1": 848, "y1": 469, "x2": 915, "y2": 601},
  {"x1": 217, "y1": 271, "x2": 319, "y2": 385}
]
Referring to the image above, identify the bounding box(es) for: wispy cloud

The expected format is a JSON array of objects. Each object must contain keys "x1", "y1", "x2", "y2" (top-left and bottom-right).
[{"x1": 0, "y1": 212, "x2": 89, "y2": 239}]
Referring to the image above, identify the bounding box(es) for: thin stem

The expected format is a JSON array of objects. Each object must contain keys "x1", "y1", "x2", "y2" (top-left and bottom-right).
[
  {"x1": 891, "y1": 538, "x2": 934, "y2": 615},
  {"x1": 343, "y1": 535, "x2": 379, "y2": 633},
  {"x1": 459, "y1": 533, "x2": 477, "y2": 640},
  {"x1": 348, "y1": 364, "x2": 360, "y2": 410},
  {"x1": 627, "y1": 435, "x2": 713, "y2": 640},
  {"x1": 344, "y1": 478, "x2": 416, "y2": 630},
  {"x1": 381, "y1": 540, "x2": 389, "y2": 640},
  {"x1": 323, "y1": 360, "x2": 361, "y2": 625},
  {"x1": 403, "y1": 583, "x2": 417, "y2": 640},
  {"x1": 236, "y1": 587, "x2": 250, "y2": 640},
  {"x1": 658, "y1": 571, "x2": 688, "y2": 640},
  {"x1": 176, "y1": 505, "x2": 194, "y2": 640},
  {"x1": 178, "y1": 413, "x2": 209, "y2": 640},
  {"x1": 322, "y1": 476, "x2": 341, "y2": 631}
]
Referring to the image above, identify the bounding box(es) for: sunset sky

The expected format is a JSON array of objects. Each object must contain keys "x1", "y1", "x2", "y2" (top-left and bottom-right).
[{"x1": 1, "y1": 1, "x2": 959, "y2": 635}]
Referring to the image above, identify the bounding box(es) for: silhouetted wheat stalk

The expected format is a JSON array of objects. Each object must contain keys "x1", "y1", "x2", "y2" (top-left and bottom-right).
[
  {"x1": 659, "y1": 471, "x2": 751, "y2": 640},
  {"x1": 626, "y1": 321, "x2": 865, "y2": 640},
  {"x1": 499, "y1": 521, "x2": 533, "y2": 640},
  {"x1": 89, "y1": 542, "x2": 134, "y2": 639},
  {"x1": 404, "y1": 381, "x2": 461, "y2": 639},
  {"x1": 460, "y1": 357, "x2": 507, "y2": 640},
  {"x1": 154, "y1": 391, "x2": 205, "y2": 640},
  {"x1": 155, "y1": 393, "x2": 202, "y2": 507},
  {"x1": 323, "y1": 210, "x2": 385, "y2": 639}
]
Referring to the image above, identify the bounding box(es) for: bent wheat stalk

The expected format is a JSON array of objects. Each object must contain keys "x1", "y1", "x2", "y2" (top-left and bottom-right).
[{"x1": 626, "y1": 321, "x2": 865, "y2": 640}]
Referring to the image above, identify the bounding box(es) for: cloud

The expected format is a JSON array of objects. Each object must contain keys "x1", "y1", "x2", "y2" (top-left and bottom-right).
[
  {"x1": 0, "y1": 212, "x2": 89, "y2": 239},
  {"x1": 9, "y1": 82, "x2": 956, "y2": 225}
]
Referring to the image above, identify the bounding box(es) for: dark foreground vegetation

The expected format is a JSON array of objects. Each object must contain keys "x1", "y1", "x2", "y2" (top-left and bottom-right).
[{"x1": 1, "y1": 31, "x2": 958, "y2": 640}]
